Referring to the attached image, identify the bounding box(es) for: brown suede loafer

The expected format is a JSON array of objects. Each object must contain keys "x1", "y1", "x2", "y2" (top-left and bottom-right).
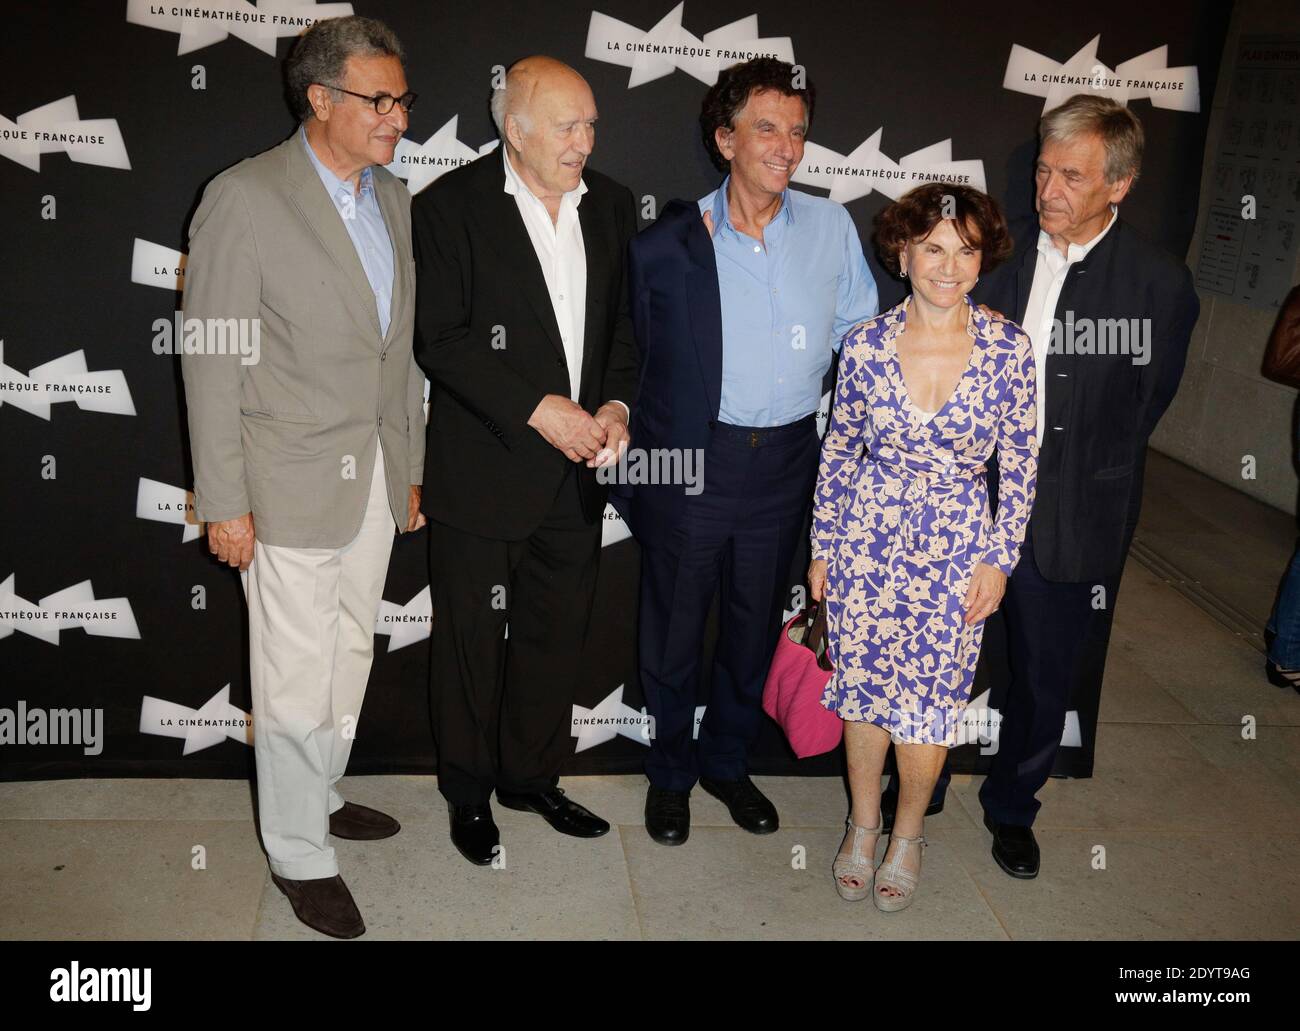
[
  {"x1": 271, "y1": 873, "x2": 365, "y2": 938},
  {"x1": 329, "y1": 801, "x2": 401, "y2": 840}
]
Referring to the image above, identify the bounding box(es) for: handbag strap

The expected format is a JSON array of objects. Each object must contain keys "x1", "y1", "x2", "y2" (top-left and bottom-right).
[{"x1": 805, "y1": 601, "x2": 833, "y2": 671}]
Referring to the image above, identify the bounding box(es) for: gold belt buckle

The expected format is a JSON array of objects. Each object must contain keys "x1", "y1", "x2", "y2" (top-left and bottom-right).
[{"x1": 750, "y1": 431, "x2": 760, "y2": 447}]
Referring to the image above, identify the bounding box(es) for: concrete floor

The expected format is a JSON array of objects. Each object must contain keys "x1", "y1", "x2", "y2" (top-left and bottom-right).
[{"x1": 2, "y1": 452, "x2": 1298, "y2": 940}]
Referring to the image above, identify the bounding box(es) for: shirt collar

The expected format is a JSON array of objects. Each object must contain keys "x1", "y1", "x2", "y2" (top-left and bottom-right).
[
  {"x1": 1037, "y1": 203, "x2": 1118, "y2": 263},
  {"x1": 502, "y1": 146, "x2": 587, "y2": 208},
  {"x1": 709, "y1": 174, "x2": 795, "y2": 239},
  {"x1": 299, "y1": 124, "x2": 374, "y2": 200}
]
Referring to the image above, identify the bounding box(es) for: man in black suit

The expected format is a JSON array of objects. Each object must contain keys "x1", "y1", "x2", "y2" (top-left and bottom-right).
[
  {"x1": 885, "y1": 94, "x2": 1198, "y2": 877},
  {"x1": 411, "y1": 56, "x2": 638, "y2": 865}
]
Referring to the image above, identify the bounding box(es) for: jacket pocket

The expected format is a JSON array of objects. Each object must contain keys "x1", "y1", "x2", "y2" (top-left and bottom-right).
[
  {"x1": 1093, "y1": 462, "x2": 1134, "y2": 480},
  {"x1": 240, "y1": 407, "x2": 320, "y2": 425}
]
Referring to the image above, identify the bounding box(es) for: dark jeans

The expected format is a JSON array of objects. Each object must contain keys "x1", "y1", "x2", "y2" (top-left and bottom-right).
[{"x1": 1267, "y1": 542, "x2": 1300, "y2": 668}]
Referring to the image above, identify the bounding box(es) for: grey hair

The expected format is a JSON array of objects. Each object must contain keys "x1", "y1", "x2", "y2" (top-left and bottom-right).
[
  {"x1": 490, "y1": 67, "x2": 533, "y2": 140},
  {"x1": 1039, "y1": 93, "x2": 1144, "y2": 185},
  {"x1": 285, "y1": 15, "x2": 405, "y2": 122}
]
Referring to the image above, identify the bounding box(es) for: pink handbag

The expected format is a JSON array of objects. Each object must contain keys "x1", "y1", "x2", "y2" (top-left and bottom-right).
[{"x1": 762, "y1": 602, "x2": 844, "y2": 758}]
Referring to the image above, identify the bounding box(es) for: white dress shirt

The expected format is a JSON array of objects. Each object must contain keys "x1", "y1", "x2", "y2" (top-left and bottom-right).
[
  {"x1": 1022, "y1": 204, "x2": 1118, "y2": 446},
  {"x1": 502, "y1": 147, "x2": 588, "y2": 402}
]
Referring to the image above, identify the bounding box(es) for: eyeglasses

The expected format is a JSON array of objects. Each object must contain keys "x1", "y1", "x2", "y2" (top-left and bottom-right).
[{"x1": 315, "y1": 83, "x2": 418, "y2": 115}]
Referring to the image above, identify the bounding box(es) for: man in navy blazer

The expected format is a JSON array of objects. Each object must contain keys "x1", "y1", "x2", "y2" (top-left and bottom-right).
[{"x1": 614, "y1": 58, "x2": 877, "y2": 844}]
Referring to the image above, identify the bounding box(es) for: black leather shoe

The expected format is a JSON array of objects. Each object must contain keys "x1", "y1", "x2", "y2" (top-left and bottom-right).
[
  {"x1": 699, "y1": 775, "x2": 778, "y2": 834},
  {"x1": 496, "y1": 787, "x2": 610, "y2": 838},
  {"x1": 449, "y1": 802, "x2": 500, "y2": 866},
  {"x1": 880, "y1": 791, "x2": 945, "y2": 833},
  {"x1": 645, "y1": 786, "x2": 690, "y2": 845},
  {"x1": 983, "y1": 811, "x2": 1040, "y2": 879},
  {"x1": 270, "y1": 873, "x2": 365, "y2": 939}
]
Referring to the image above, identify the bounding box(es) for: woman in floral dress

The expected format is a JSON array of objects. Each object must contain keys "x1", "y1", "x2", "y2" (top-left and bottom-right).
[{"x1": 807, "y1": 183, "x2": 1038, "y2": 911}]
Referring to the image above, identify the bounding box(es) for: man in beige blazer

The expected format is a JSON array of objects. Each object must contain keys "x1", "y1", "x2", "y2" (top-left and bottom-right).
[{"x1": 180, "y1": 16, "x2": 424, "y2": 939}]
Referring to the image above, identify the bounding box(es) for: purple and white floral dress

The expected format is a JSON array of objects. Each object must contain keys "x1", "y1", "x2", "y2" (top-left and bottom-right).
[{"x1": 811, "y1": 295, "x2": 1039, "y2": 745}]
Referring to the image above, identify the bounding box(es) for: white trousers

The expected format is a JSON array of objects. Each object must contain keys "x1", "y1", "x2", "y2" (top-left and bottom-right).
[{"x1": 241, "y1": 437, "x2": 395, "y2": 880}]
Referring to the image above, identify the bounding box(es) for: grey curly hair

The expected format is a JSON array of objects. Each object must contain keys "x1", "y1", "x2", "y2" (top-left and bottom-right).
[{"x1": 285, "y1": 15, "x2": 405, "y2": 122}]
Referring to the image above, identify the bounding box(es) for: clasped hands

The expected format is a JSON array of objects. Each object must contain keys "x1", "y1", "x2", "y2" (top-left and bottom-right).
[{"x1": 528, "y1": 394, "x2": 629, "y2": 467}]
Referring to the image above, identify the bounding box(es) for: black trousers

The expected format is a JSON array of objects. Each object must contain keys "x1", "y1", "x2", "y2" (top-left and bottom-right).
[
  {"x1": 890, "y1": 531, "x2": 1123, "y2": 825},
  {"x1": 427, "y1": 464, "x2": 600, "y2": 805},
  {"x1": 977, "y1": 531, "x2": 1121, "y2": 825},
  {"x1": 638, "y1": 416, "x2": 820, "y2": 791}
]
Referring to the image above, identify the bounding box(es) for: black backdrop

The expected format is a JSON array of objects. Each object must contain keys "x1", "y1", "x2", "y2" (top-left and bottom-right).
[{"x1": 0, "y1": 0, "x2": 1228, "y2": 781}]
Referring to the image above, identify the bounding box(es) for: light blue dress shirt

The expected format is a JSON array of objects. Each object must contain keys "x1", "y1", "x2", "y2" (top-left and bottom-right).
[
  {"x1": 699, "y1": 176, "x2": 878, "y2": 427},
  {"x1": 299, "y1": 125, "x2": 395, "y2": 339}
]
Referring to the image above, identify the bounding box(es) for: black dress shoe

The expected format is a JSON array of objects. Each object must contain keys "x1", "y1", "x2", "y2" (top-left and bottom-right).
[
  {"x1": 699, "y1": 775, "x2": 778, "y2": 834},
  {"x1": 271, "y1": 873, "x2": 365, "y2": 939},
  {"x1": 983, "y1": 811, "x2": 1040, "y2": 879},
  {"x1": 645, "y1": 786, "x2": 690, "y2": 845},
  {"x1": 449, "y1": 802, "x2": 500, "y2": 866},
  {"x1": 880, "y1": 791, "x2": 945, "y2": 833},
  {"x1": 496, "y1": 787, "x2": 610, "y2": 838}
]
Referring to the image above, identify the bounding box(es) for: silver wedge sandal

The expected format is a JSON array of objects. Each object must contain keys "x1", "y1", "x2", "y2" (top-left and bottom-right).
[
  {"x1": 832, "y1": 810, "x2": 881, "y2": 902},
  {"x1": 873, "y1": 833, "x2": 927, "y2": 912}
]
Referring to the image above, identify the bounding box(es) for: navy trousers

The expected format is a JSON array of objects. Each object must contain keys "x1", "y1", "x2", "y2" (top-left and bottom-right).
[{"x1": 638, "y1": 416, "x2": 820, "y2": 791}]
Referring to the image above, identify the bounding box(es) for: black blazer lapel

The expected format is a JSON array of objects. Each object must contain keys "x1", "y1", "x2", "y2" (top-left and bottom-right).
[
  {"x1": 577, "y1": 196, "x2": 610, "y2": 402},
  {"x1": 1014, "y1": 238, "x2": 1037, "y2": 325},
  {"x1": 468, "y1": 156, "x2": 566, "y2": 363}
]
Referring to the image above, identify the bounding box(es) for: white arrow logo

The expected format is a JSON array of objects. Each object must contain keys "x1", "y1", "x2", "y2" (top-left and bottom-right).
[
  {"x1": 0, "y1": 342, "x2": 135, "y2": 420},
  {"x1": 961, "y1": 689, "x2": 1081, "y2": 748},
  {"x1": 0, "y1": 96, "x2": 129, "y2": 172},
  {"x1": 792, "y1": 132, "x2": 987, "y2": 203},
  {"x1": 585, "y1": 4, "x2": 794, "y2": 88},
  {"x1": 573, "y1": 685, "x2": 705, "y2": 751},
  {"x1": 136, "y1": 479, "x2": 202, "y2": 543},
  {"x1": 126, "y1": 0, "x2": 354, "y2": 56},
  {"x1": 374, "y1": 586, "x2": 432, "y2": 652},
  {"x1": 1003, "y1": 36, "x2": 1200, "y2": 114},
  {"x1": 572, "y1": 684, "x2": 654, "y2": 750},
  {"x1": 139, "y1": 684, "x2": 253, "y2": 754},
  {"x1": 601, "y1": 503, "x2": 631, "y2": 548},
  {"x1": 0, "y1": 574, "x2": 140, "y2": 644},
  {"x1": 131, "y1": 238, "x2": 186, "y2": 292},
  {"x1": 384, "y1": 116, "x2": 499, "y2": 195}
]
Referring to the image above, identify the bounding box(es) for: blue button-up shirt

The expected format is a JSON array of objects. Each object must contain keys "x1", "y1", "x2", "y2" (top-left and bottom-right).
[
  {"x1": 299, "y1": 124, "x2": 395, "y2": 339},
  {"x1": 699, "y1": 177, "x2": 878, "y2": 427}
]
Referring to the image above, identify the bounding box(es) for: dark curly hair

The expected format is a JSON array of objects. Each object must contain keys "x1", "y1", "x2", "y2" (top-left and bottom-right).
[
  {"x1": 873, "y1": 183, "x2": 1014, "y2": 278},
  {"x1": 699, "y1": 57, "x2": 815, "y2": 172}
]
